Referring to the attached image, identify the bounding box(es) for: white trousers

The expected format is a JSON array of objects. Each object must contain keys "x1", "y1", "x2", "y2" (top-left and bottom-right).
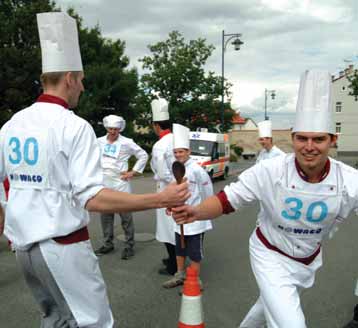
[
  {"x1": 40, "y1": 239, "x2": 114, "y2": 327},
  {"x1": 239, "y1": 232, "x2": 322, "y2": 328}
]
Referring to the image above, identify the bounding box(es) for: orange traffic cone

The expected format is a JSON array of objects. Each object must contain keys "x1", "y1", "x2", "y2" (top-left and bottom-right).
[{"x1": 178, "y1": 266, "x2": 205, "y2": 328}]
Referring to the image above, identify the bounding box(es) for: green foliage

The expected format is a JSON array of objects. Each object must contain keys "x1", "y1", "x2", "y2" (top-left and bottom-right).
[
  {"x1": 0, "y1": 0, "x2": 56, "y2": 127},
  {"x1": 347, "y1": 70, "x2": 358, "y2": 101},
  {"x1": 232, "y1": 145, "x2": 243, "y2": 157},
  {"x1": 138, "y1": 31, "x2": 234, "y2": 133},
  {"x1": 56, "y1": 8, "x2": 139, "y2": 138},
  {"x1": 0, "y1": 2, "x2": 139, "y2": 139},
  {"x1": 229, "y1": 154, "x2": 238, "y2": 162}
]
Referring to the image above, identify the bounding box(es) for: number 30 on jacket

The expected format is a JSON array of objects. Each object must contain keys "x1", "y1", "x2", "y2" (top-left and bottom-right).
[{"x1": 8, "y1": 137, "x2": 39, "y2": 166}]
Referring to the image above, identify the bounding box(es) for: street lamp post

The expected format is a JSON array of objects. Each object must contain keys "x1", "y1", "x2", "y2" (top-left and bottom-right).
[
  {"x1": 264, "y1": 88, "x2": 276, "y2": 120},
  {"x1": 221, "y1": 30, "x2": 243, "y2": 131}
]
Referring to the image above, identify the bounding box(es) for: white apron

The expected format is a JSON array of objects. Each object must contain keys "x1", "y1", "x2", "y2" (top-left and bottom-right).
[
  {"x1": 3, "y1": 103, "x2": 113, "y2": 326},
  {"x1": 151, "y1": 134, "x2": 175, "y2": 245},
  {"x1": 155, "y1": 180, "x2": 175, "y2": 245},
  {"x1": 241, "y1": 164, "x2": 343, "y2": 328},
  {"x1": 101, "y1": 141, "x2": 131, "y2": 193},
  {"x1": 39, "y1": 239, "x2": 114, "y2": 327}
]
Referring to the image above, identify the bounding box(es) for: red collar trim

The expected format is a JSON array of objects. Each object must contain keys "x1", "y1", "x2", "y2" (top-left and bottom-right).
[
  {"x1": 159, "y1": 129, "x2": 171, "y2": 139},
  {"x1": 295, "y1": 158, "x2": 330, "y2": 182},
  {"x1": 36, "y1": 94, "x2": 69, "y2": 109}
]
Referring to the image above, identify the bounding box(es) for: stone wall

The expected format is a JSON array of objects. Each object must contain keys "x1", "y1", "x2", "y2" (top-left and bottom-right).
[
  {"x1": 229, "y1": 129, "x2": 337, "y2": 157},
  {"x1": 229, "y1": 129, "x2": 293, "y2": 154}
]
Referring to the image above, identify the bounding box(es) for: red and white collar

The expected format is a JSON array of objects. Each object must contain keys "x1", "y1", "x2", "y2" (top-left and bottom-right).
[
  {"x1": 36, "y1": 94, "x2": 69, "y2": 109},
  {"x1": 294, "y1": 157, "x2": 330, "y2": 182},
  {"x1": 159, "y1": 129, "x2": 171, "y2": 139}
]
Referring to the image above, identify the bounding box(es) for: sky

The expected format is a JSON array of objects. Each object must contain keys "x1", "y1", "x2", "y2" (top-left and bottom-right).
[{"x1": 56, "y1": 0, "x2": 358, "y2": 129}]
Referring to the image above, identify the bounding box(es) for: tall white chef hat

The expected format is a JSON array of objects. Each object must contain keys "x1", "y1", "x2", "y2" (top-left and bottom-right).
[
  {"x1": 103, "y1": 115, "x2": 126, "y2": 132},
  {"x1": 258, "y1": 120, "x2": 272, "y2": 138},
  {"x1": 37, "y1": 12, "x2": 83, "y2": 73},
  {"x1": 151, "y1": 98, "x2": 169, "y2": 122},
  {"x1": 173, "y1": 123, "x2": 190, "y2": 149},
  {"x1": 292, "y1": 70, "x2": 334, "y2": 134}
]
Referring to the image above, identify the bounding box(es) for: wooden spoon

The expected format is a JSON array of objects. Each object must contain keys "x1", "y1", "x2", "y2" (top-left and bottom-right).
[{"x1": 172, "y1": 161, "x2": 186, "y2": 249}]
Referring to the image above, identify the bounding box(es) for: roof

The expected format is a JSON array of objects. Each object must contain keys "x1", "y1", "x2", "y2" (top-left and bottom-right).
[{"x1": 231, "y1": 113, "x2": 246, "y2": 124}]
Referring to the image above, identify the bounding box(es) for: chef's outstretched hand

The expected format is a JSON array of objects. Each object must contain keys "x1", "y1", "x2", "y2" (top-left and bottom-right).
[
  {"x1": 171, "y1": 205, "x2": 198, "y2": 225},
  {"x1": 160, "y1": 179, "x2": 190, "y2": 208}
]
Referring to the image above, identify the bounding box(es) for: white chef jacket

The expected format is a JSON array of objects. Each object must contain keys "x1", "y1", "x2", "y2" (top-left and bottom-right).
[
  {"x1": 256, "y1": 145, "x2": 285, "y2": 163},
  {"x1": 151, "y1": 133, "x2": 175, "y2": 184},
  {"x1": 224, "y1": 153, "x2": 358, "y2": 258},
  {"x1": 151, "y1": 132, "x2": 176, "y2": 244},
  {"x1": 97, "y1": 134, "x2": 148, "y2": 192},
  {"x1": 174, "y1": 158, "x2": 212, "y2": 235},
  {"x1": 0, "y1": 101, "x2": 104, "y2": 250}
]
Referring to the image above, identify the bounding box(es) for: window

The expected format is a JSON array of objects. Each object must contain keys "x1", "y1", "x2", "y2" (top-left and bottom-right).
[
  {"x1": 336, "y1": 122, "x2": 341, "y2": 134},
  {"x1": 218, "y1": 142, "x2": 226, "y2": 157},
  {"x1": 335, "y1": 102, "x2": 342, "y2": 113}
]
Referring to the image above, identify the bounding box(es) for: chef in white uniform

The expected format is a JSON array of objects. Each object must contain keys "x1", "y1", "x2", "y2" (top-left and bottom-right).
[
  {"x1": 95, "y1": 114, "x2": 148, "y2": 259},
  {"x1": 172, "y1": 70, "x2": 358, "y2": 328},
  {"x1": 0, "y1": 12, "x2": 189, "y2": 328},
  {"x1": 150, "y1": 98, "x2": 177, "y2": 275},
  {"x1": 256, "y1": 120, "x2": 285, "y2": 163},
  {"x1": 162, "y1": 124, "x2": 213, "y2": 289}
]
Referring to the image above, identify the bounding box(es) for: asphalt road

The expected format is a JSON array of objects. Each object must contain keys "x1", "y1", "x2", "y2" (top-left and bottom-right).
[{"x1": 1, "y1": 160, "x2": 358, "y2": 327}]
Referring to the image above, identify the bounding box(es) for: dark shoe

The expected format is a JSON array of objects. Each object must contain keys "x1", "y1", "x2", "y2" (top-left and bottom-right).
[
  {"x1": 121, "y1": 247, "x2": 134, "y2": 260},
  {"x1": 354, "y1": 304, "x2": 358, "y2": 321},
  {"x1": 158, "y1": 267, "x2": 175, "y2": 276},
  {"x1": 343, "y1": 320, "x2": 358, "y2": 328},
  {"x1": 94, "y1": 245, "x2": 114, "y2": 256},
  {"x1": 343, "y1": 305, "x2": 358, "y2": 328}
]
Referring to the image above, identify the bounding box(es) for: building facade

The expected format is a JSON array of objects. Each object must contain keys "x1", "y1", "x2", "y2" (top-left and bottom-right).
[
  {"x1": 230, "y1": 112, "x2": 257, "y2": 131},
  {"x1": 332, "y1": 65, "x2": 358, "y2": 155}
]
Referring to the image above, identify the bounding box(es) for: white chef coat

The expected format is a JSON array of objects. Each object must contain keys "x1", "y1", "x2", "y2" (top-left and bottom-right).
[
  {"x1": 0, "y1": 98, "x2": 114, "y2": 327},
  {"x1": 0, "y1": 101, "x2": 104, "y2": 250},
  {"x1": 225, "y1": 153, "x2": 358, "y2": 258},
  {"x1": 225, "y1": 153, "x2": 358, "y2": 328},
  {"x1": 256, "y1": 145, "x2": 285, "y2": 163},
  {"x1": 174, "y1": 158, "x2": 212, "y2": 235},
  {"x1": 151, "y1": 132, "x2": 176, "y2": 244},
  {"x1": 97, "y1": 134, "x2": 148, "y2": 193}
]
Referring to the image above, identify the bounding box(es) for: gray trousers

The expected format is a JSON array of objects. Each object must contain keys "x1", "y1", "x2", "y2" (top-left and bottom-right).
[
  {"x1": 100, "y1": 212, "x2": 135, "y2": 249},
  {"x1": 16, "y1": 244, "x2": 78, "y2": 328}
]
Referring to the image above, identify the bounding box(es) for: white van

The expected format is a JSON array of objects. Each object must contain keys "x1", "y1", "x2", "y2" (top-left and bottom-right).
[{"x1": 189, "y1": 131, "x2": 230, "y2": 180}]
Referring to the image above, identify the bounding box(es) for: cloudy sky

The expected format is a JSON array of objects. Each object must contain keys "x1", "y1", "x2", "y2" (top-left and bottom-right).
[{"x1": 56, "y1": 0, "x2": 358, "y2": 129}]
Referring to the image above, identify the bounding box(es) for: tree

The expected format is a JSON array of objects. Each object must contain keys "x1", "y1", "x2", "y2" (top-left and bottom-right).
[
  {"x1": 347, "y1": 69, "x2": 358, "y2": 102},
  {"x1": 0, "y1": 2, "x2": 139, "y2": 138},
  {"x1": 66, "y1": 8, "x2": 139, "y2": 136},
  {"x1": 0, "y1": 0, "x2": 55, "y2": 127},
  {"x1": 138, "y1": 31, "x2": 234, "y2": 132}
]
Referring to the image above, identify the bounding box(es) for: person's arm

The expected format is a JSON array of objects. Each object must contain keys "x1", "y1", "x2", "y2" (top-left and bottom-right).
[
  {"x1": 86, "y1": 180, "x2": 190, "y2": 213},
  {"x1": 173, "y1": 164, "x2": 263, "y2": 224},
  {"x1": 0, "y1": 205, "x2": 4, "y2": 236},
  {"x1": 162, "y1": 150, "x2": 175, "y2": 184},
  {"x1": 120, "y1": 141, "x2": 148, "y2": 181},
  {"x1": 130, "y1": 140, "x2": 149, "y2": 174},
  {"x1": 172, "y1": 195, "x2": 223, "y2": 224}
]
